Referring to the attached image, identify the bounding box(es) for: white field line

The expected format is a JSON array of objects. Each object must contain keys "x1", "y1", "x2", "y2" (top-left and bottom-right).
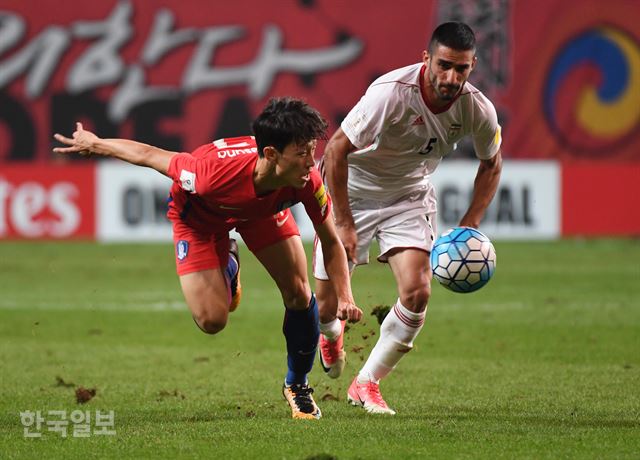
[
  {"x1": 0, "y1": 299, "x2": 186, "y2": 312},
  {"x1": 0, "y1": 299, "x2": 531, "y2": 313}
]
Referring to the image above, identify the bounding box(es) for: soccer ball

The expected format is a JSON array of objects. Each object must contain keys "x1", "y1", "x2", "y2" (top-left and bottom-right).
[{"x1": 430, "y1": 227, "x2": 496, "y2": 293}]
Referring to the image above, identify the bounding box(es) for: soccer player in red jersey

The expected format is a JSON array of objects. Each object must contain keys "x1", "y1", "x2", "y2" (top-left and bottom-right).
[{"x1": 53, "y1": 97, "x2": 363, "y2": 420}]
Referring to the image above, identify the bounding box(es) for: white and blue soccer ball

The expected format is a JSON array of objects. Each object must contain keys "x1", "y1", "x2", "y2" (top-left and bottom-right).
[{"x1": 430, "y1": 227, "x2": 496, "y2": 293}]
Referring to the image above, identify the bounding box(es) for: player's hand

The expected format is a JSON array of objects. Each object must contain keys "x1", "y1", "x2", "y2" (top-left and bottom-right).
[
  {"x1": 458, "y1": 216, "x2": 480, "y2": 229},
  {"x1": 336, "y1": 300, "x2": 363, "y2": 323},
  {"x1": 458, "y1": 209, "x2": 483, "y2": 228},
  {"x1": 53, "y1": 122, "x2": 100, "y2": 157},
  {"x1": 336, "y1": 222, "x2": 358, "y2": 264}
]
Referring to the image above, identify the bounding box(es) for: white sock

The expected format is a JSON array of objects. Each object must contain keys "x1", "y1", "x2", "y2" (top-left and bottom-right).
[
  {"x1": 358, "y1": 300, "x2": 426, "y2": 383},
  {"x1": 319, "y1": 318, "x2": 342, "y2": 342}
]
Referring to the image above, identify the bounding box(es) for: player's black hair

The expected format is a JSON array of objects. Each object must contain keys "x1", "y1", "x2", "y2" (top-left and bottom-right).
[
  {"x1": 252, "y1": 97, "x2": 328, "y2": 157},
  {"x1": 428, "y1": 22, "x2": 476, "y2": 54}
]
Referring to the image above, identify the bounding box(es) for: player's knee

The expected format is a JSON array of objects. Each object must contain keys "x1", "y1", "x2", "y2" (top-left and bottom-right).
[
  {"x1": 401, "y1": 284, "x2": 431, "y2": 312},
  {"x1": 281, "y1": 281, "x2": 311, "y2": 310},
  {"x1": 193, "y1": 313, "x2": 227, "y2": 335}
]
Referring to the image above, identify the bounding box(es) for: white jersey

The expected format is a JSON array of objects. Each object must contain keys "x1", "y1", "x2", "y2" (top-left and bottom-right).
[{"x1": 340, "y1": 63, "x2": 502, "y2": 204}]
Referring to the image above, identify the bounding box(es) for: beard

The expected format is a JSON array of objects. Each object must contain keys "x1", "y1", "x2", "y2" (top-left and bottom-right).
[{"x1": 429, "y1": 69, "x2": 462, "y2": 101}]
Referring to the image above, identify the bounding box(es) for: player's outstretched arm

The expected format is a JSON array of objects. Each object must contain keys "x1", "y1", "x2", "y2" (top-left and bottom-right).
[
  {"x1": 459, "y1": 150, "x2": 503, "y2": 228},
  {"x1": 53, "y1": 122, "x2": 177, "y2": 177},
  {"x1": 315, "y1": 216, "x2": 363, "y2": 323},
  {"x1": 323, "y1": 128, "x2": 358, "y2": 263}
]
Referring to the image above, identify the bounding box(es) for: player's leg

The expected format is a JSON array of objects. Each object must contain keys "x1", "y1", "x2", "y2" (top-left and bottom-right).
[
  {"x1": 348, "y1": 207, "x2": 435, "y2": 415},
  {"x1": 313, "y1": 205, "x2": 375, "y2": 378},
  {"x1": 314, "y1": 237, "x2": 347, "y2": 379},
  {"x1": 361, "y1": 247, "x2": 430, "y2": 371},
  {"x1": 239, "y1": 211, "x2": 321, "y2": 419},
  {"x1": 255, "y1": 235, "x2": 321, "y2": 419},
  {"x1": 180, "y1": 268, "x2": 230, "y2": 334},
  {"x1": 315, "y1": 276, "x2": 346, "y2": 378},
  {"x1": 173, "y1": 223, "x2": 240, "y2": 333}
]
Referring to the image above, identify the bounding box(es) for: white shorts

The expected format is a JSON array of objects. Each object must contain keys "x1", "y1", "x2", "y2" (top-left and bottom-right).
[{"x1": 313, "y1": 188, "x2": 437, "y2": 280}]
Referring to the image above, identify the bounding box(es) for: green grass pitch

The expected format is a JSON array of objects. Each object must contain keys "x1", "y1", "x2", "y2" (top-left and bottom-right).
[{"x1": 0, "y1": 239, "x2": 638, "y2": 459}]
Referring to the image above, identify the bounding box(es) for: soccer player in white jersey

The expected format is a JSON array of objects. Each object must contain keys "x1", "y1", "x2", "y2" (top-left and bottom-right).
[{"x1": 313, "y1": 22, "x2": 503, "y2": 414}]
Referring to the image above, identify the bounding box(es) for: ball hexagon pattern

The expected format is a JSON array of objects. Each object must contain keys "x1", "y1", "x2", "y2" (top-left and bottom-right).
[{"x1": 430, "y1": 227, "x2": 496, "y2": 293}]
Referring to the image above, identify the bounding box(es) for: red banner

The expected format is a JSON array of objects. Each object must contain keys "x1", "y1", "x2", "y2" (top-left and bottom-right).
[
  {"x1": 504, "y1": 0, "x2": 640, "y2": 160},
  {"x1": 561, "y1": 162, "x2": 640, "y2": 236},
  {"x1": 1, "y1": 0, "x2": 638, "y2": 162},
  {"x1": 0, "y1": 164, "x2": 95, "y2": 239}
]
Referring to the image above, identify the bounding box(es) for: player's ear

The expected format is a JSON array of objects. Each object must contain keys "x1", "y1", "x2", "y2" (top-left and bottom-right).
[
  {"x1": 422, "y1": 50, "x2": 430, "y2": 64},
  {"x1": 470, "y1": 55, "x2": 478, "y2": 72},
  {"x1": 263, "y1": 146, "x2": 278, "y2": 162}
]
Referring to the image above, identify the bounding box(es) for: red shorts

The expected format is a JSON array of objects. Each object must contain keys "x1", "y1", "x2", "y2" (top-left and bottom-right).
[{"x1": 172, "y1": 209, "x2": 299, "y2": 276}]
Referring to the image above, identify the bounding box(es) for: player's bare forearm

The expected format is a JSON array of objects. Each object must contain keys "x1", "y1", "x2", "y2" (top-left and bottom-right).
[
  {"x1": 459, "y1": 150, "x2": 503, "y2": 228},
  {"x1": 324, "y1": 128, "x2": 356, "y2": 228},
  {"x1": 53, "y1": 122, "x2": 176, "y2": 176},
  {"x1": 92, "y1": 139, "x2": 175, "y2": 175}
]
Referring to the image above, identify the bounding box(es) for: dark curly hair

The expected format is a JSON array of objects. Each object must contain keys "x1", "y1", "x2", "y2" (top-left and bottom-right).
[{"x1": 252, "y1": 97, "x2": 328, "y2": 158}]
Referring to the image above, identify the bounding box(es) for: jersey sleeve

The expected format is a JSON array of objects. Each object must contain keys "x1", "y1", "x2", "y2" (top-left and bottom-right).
[
  {"x1": 341, "y1": 83, "x2": 401, "y2": 150},
  {"x1": 300, "y1": 168, "x2": 332, "y2": 226},
  {"x1": 471, "y1": 94, "x2": 502, "y2": 160},
  {"x1": 167, "y1": 145, "x2": 216, "y2": 195}
]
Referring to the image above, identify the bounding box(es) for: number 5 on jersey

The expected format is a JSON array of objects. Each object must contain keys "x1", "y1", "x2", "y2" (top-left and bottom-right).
[{"x1": 420, "y1": 137, "x2": 438, "y2": 155}]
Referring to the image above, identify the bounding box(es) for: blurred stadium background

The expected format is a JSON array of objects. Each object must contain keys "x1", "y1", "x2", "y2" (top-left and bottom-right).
[{"x1": 1, "y1": 0, "x2": 638, "y2": 241}]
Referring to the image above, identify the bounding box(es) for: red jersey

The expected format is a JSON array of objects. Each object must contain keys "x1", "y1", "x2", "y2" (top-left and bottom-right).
[{"x1": 166, "y1": 136, "x2": 331, "y2": 232}]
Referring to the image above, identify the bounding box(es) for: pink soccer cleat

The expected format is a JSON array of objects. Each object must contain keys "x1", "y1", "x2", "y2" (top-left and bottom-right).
[
  {"x1": 318, "y1": 320, "x2": 346, "y2": 378},
  {"x1": 347, "y1": 377, "x2": 396, "y2": 415}
]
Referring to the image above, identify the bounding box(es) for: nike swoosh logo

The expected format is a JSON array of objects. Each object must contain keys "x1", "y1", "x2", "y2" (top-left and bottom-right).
[
  {"x1": 297, "y1": 349, "x2": 315, "y2": 356},
  {"x1": 219, "y1": 205, "x2": 242, "y2": 210},
  {"x1": 276, "y1": 215, "x2": 290, "y2": 227}
]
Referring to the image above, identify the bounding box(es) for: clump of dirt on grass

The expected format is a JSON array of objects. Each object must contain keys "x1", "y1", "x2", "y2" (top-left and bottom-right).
[
  {"x1": 75, "y1": 387, "x2": 96, "y2": 404},
  {"x1": 371, "y1": 304, "x2": 391, "y2": 325}
]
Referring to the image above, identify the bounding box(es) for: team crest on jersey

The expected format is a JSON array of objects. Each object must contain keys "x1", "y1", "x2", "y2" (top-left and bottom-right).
[
  {"x1": 447, "y1": 123, "x2": 462, "y2": 140},
  {"x1": 179, "y1": 169, "x2": 196, "y2": 193},
  {"x1": 176, "y1": 240, "x2": 189, "y2": 261},
  {"x1": 412, "y1": 116, "x2": 425, "y2": 126}
]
